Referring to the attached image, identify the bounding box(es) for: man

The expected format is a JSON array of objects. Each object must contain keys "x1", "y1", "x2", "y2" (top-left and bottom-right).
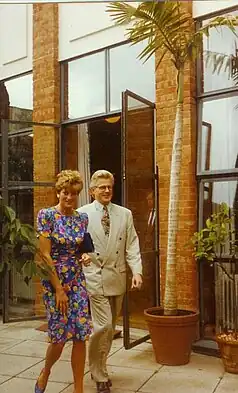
[{"x1": 78, "y1": 170, "x2": 143, "y2": 393}]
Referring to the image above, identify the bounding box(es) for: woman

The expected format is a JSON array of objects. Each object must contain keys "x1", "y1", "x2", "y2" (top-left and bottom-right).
[{"x1": 35, "y1": 170, "x2": 92, "y2": 393}]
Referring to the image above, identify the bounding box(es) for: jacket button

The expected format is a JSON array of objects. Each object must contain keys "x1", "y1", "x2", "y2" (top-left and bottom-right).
[
  {"x1": 119, "y1": 237, "x2": 122, "y2": 240},
  {"x1": 97, "y1": 253, "x2": 100, "y2": 256},
  {"x1": 116, "y1": 251, "x2": 119, "y2": 254}
]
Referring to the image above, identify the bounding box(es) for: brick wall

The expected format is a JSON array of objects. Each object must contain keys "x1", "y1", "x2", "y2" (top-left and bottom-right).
[
  {"x1": 33, "y1": 3, "x2": 60, "y2": 314},
  {"x1": 156, "y1": 2, "x2": 198, "y2": 311}
]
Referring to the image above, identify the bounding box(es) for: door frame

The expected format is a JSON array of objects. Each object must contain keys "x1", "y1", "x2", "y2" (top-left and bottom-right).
[{"x1": 121, "y1": 89, "x2": 160, "y2": 349}]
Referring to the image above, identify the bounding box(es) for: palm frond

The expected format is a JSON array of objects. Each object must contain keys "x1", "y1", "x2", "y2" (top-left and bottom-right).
[
  {"x1": 107, "y1": 1, "x2": 192, "y2": 66},
  {"x1": 186, "y1": 15, "x2": 238, "y2": 61}
]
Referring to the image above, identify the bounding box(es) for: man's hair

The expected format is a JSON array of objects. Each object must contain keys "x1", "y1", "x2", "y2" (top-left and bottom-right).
[{"x1": 90, "y1": 170, "x2": 114, "y2": 188}]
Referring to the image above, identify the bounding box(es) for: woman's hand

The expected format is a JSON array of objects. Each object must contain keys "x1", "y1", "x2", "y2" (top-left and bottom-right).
[
  {"x1": 81, "y1": 253, "x2": 91, "y2": 267},
  {"x1": 56, "y1": 287, "x2": 69, "y2": 315}
]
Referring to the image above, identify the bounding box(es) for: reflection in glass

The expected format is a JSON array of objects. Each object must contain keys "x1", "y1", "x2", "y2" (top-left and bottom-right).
[
  {"x1": 4, "y1": 74, "x2": 33, "y2": 130},
  {"x1": 9, "y1": 188, "x2": 33, "y2": 225},
  {"x1": 67, "y1": 52, "x2": 106, "y2": 119},
  {"x1": 200, "y1": 96, "x2": 238, "y2": 171},
  {"x1": 202, "y1": 13, "x2": 238, "y2": 92},
  {"x1": 110, "y1": 42, "x2": 155, "y2": 111},
  {"x1": 8, "y1": 133, "x2": 33, "y2": 181},
  {"x1": 200, "y1": 180, "x2": 238, "y2": 339}
]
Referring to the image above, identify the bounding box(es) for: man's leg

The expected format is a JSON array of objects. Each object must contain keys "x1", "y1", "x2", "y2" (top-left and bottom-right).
[
  {"x1": 88, "y1": 295, "x2": 112, "y2": 391},
  {"x1": 108, "y1": 294, "x2": 124, "y2": 354},
  {"x1": 100, "y1": 294, "x2": 124, "y2": 382}
]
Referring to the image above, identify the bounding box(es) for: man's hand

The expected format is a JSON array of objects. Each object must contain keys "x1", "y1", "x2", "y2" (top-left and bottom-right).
[
  {"x1": 81, "y1": 253, "x2": 91, "y2": 267},
  {"x1": 131, "y1": 274, "x2": 143, "y2": 290}
]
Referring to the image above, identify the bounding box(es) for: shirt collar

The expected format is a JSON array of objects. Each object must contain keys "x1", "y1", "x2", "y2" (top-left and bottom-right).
[{"x1": 94, "y1": 200, "x2": 112, "y2": 213}]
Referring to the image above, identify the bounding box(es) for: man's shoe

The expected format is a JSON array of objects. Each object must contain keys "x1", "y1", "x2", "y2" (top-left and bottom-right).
[
  {"x1": 91, "y1": 374, "x2": 112, "y2": 388},
  {"x1": 96, "y1": 381, "x2": 110, "y2": 393}
]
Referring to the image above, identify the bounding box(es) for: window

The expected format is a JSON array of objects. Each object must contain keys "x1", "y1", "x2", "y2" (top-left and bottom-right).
[
  {"x1": 197, "y1": 8, "x2": 238, "y2": 342},
  {"x1": 67, "y1": 51, "x2": 106, "y2": 119},
  {"x1": 109, "y1": 42, "x2": 155, "y2": 111},
  {"x1": 62, "y1": 42, "x2": 155, "y2": 119},
  {"x1": 201, "y1": 11, "x2": 238, "y2": 93},
  {"x1": 4, "y1": 73, "x2": 33, "y2": 123},
  {"x1": 199, "y1": 96, "x2": 238, "y2": 172}
]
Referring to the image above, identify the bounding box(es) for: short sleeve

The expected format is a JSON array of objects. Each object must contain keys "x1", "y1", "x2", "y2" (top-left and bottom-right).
[
  {"x1": 80, "y1": 212, "x2": 88, "y2": 231},
  {"x1": 37, "y1": 209, "x2": 53, "y2": 239}
]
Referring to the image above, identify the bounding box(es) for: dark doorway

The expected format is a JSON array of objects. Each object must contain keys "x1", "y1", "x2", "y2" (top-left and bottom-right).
[{"x1": 88, "y1": 117, "x2": 121, "y2": 205}]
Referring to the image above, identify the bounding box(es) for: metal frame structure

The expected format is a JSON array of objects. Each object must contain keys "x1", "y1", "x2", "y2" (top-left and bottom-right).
[
  {"x1": 195, "y1": 7, "x2": 238, "y2": 340},
  {"x1": 1, "y1": 119, "x2": 61, "y2": 323},
  {"x1": 121, "y1": 89, "x2": 159, "y2": 349}
]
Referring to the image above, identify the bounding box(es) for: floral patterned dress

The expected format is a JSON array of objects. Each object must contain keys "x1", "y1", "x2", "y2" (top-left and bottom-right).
[{"x1": 37, "y1": 207, "x2": 92, "y2": 343}]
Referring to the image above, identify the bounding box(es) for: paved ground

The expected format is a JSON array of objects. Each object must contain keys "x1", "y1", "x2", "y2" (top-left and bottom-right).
[{"x1": 0, "y1": 320, "x2": 237, "y2": 393}]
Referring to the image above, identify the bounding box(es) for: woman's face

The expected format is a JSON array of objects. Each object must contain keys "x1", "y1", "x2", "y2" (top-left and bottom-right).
[{"x1": 58, "y1": 185, "x2": 80, "y2": 211}]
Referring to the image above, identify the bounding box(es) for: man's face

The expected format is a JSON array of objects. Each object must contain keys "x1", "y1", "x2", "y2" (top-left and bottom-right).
[{"x1": 92, "y1": 178, "x2": 113, "y2": 205}]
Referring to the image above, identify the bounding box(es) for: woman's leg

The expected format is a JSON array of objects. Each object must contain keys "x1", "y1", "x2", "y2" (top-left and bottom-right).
[
  {"x1": 36, "y1": 342, "x2": 65, "y2": 390},
  {"x1": 71, "y1": 340, "x2": 86, "y2": 393}
]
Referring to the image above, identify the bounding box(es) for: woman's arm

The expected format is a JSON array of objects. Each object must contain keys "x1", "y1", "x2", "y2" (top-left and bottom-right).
[{"x1": 39, "y1": 236, "x2": 68, "y2": 315}]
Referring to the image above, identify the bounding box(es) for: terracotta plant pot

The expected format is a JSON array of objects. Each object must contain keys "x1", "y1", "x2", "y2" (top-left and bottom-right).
[
  {"x1": 216, "y1": 333, "x2": 238, "y2": 374},
  {"x1": 144, "y1": 307, "x2": 199, "y2": 366}
]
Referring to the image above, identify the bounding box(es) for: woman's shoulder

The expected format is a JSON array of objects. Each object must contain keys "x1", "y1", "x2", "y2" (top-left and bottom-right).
[
  {"x1": 74, "y1": 210, "x2": 88, "y2": 222},
  {"x1": 37, "y1": 207, "x2": 56, "y2": 220}
]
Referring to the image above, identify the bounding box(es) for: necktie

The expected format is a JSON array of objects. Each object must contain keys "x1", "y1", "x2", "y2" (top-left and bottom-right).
[{"x1": 101, "y1": 206, "x2": 110, "y2": 236}]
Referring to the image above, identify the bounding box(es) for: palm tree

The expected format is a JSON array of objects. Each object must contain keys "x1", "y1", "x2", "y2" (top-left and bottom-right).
[{"x1": 107, "y1": 1, "x2": 238, "y2": 316}]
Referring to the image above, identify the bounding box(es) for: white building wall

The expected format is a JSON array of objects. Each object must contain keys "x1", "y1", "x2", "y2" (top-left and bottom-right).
[
  {"x1": 59, "y1": 3, "x2": 132, "y2": 61},
  {"x1": 193, "y1": 0, "x2": 238, "y2": 18},
  {"x1": 0, "y1": 4, "x2": 32, "y2": 80}
]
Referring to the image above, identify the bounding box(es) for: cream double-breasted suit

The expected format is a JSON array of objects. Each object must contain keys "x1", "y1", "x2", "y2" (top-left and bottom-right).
[{"x1": 78, "y1": 200, "x2": 142, "y2": 383}]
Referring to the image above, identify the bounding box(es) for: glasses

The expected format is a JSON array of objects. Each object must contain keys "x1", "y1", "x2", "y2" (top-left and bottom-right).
[{"x1": 96, "y1": 185, "x2": 113, "y2": 191}]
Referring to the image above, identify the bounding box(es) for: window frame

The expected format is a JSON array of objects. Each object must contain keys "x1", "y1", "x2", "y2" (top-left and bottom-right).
[{"x1": 60, "y1": 40, "x2": 156, "y2": 123}]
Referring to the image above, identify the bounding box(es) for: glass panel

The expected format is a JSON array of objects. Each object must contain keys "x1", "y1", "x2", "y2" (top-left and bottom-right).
[
  {"x1": 110, "y1": 42, "x2": 155, "y2": 111},
  {"x1": 200, "y1": 180, "x2": 238, "y2": 339},
  {"x1": 4, "y1": 121, "x2": 59, "y2": 183},
  {"x1": 65, "y1": 51, "x2": 106, "y2": 119},
  {"x1": 122, "y1": 91, "x2": 157, "y2": 347},
  {"x1": 4, "y1": 185, "x2": 57, "y2": 321},
  {"x1": 62, "y1": 117, "x2": 122, "y2": 206},
  {"x1": 201, "y1": 11, "x2": 238, "y2": 93},
  {"x1": 4, "y1": 74, "x2": 33, "y2": 130},
  {"x1": 0, "y1": 130, "x2": 2, "y2": 185},
  {"x1": 199, "y1": 96, "x2": 238, "y2": 172},
  {"x1": 9, "y1": 132, "x2": 33, "y2": 181}
]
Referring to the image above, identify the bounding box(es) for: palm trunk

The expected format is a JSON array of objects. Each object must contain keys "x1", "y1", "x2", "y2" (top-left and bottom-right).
[{"x1": 164, "y1": 68, "x2": 184, "y2": 316}]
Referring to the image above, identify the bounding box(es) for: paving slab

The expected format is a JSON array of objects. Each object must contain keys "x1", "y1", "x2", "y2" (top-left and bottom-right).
[
  {"x1": 0, "y1": 377, "x2": 68, "y2": 393},
  {"x1": 139, "y1": 368, "x2": 221, "y2": 393},
  {"x1": 2, "y1": 339, "x2": 49, "y2": 358},
  {"x1": 84, "y1": 365, "x2": 154, "y2": 391},
  {"x1": 0, "y1": 353, "x2": 42, "y2": 376},
  {"x1": 108, "y1": 347, "x2": 160, "y2": 371}
]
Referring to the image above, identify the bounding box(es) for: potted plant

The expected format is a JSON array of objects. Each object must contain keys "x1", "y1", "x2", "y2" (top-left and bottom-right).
[
  {"x1": 108, "y1": 1, "x2": 238, "y2": 365},
  {"x1": 0, "y1": 195, "x2": 49, "y2": 282},
  {"x1": 191, "y1": 202, "x2": 238, "y2": 373}
]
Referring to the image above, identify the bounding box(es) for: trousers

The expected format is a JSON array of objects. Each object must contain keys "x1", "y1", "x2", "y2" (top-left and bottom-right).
[{"x1": 88, "y1": 294, "x2": 124, "y2": 382}]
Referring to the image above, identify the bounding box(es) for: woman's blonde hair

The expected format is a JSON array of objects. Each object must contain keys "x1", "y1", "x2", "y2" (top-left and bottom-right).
[
  {"x1": 90, "y1": 170, "x2": 114, "y2": 189},
  {"x1": 56, "y1": 170, "x2": 83, "y2": 193}
]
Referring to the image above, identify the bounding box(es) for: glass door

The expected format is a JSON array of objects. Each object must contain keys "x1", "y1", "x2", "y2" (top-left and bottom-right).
[{"x1": 121, "y1": 90, "x2": 159, "y2": 349}]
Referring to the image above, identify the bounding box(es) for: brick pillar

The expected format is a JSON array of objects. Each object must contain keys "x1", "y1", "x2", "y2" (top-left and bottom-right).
[
  {"x1": 156, "y1": 2, "x2": 198, "y2": 311},
  {"x1": 33, "y1": 3, "x2": 60, "y2": 315}
]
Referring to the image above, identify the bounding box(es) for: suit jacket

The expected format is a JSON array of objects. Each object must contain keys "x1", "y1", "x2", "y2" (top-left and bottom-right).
[{"x1": 77, "y1": 201, "x2": 142, "y2": 296}]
